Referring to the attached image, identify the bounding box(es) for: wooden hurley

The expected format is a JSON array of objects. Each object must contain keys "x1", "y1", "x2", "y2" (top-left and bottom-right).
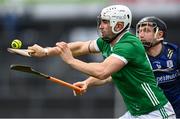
[{"x1": 7, "y1": 48, "x2": 34, "y2": 57}]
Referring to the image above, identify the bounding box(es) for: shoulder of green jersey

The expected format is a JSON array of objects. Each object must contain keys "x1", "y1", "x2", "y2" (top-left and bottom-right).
[
  {"x1": 111, "y1": 53, "x2": 128, "y2": 64},
  {"x1": 93, "y1": 39, "x2": 100, "y2": 52}
]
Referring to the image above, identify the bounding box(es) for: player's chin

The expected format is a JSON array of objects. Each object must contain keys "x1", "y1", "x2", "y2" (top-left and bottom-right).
[
  {"x1": 101, "y1": 34, "x2": 108, "y2": 39},
  {"x1": 101, "y1": 32, "x2": 106, "y2": 37}
]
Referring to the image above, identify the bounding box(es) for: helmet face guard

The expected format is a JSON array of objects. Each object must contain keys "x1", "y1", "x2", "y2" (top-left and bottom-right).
[
  {"x1": 136, "y1": 16, "x2": 167, "y2": 49},
  {"x1": 136, "y1": 22, "x2": 157, "y2": 35},
  {"x1": 136, "y1": 22, "x2": 159, "y2": 48},
  {"x1": 97, "y1": 16, "x2": 113, "y2": 42}
]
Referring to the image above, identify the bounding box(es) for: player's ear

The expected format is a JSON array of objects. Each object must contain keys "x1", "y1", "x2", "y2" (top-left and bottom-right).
[
  {"x1": 158, "y1": 30, "x2": 164, "y2": 38},
  {"x1": 114, "y1": 22, "x2": 124, "y2": 32}
]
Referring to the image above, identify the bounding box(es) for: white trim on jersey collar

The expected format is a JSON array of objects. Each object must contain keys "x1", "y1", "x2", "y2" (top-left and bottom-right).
[{"x1": 111, "y1": 53, "x2": 128, "y2": 65}]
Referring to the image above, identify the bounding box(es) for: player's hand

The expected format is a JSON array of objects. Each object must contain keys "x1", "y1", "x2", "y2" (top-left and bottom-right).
[
  {"x1": 56, "y1": 42, "x2": 74, "y2": 64},
  {"x1": 73, "y1": 81, "x2": 88, "y2": 96},
  {"x1": 28, "y1": 44, "x2": 47, "y2": 57}
]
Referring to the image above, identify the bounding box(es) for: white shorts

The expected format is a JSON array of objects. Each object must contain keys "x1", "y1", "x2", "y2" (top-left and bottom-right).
[{"x1": 119, "y1": 102, "x2": 176, "y2": 119}]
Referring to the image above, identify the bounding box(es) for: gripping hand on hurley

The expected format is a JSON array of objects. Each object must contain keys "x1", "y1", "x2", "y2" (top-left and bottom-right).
[
  {"x1": 73, "y1": 81, "x2": 88, "y2": 96},
  {"x1": 28, "y1": 44, "x2": 60, "y2": 57}
]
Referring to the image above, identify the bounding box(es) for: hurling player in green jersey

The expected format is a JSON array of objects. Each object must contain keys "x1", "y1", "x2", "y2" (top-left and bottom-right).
[{"x1": 28, "y1": 5, "x2": 175, "y2": 119}]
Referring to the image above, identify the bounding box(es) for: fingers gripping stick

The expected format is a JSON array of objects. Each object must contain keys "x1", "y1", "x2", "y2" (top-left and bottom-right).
[
  {"x1": 7, "y1": 48, "x2": 35, "y2": 57},
  {"x1": 10, "y1": 64, "x2": 82, "y2": 92}
]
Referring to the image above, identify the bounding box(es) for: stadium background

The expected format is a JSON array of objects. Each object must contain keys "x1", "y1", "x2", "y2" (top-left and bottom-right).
[{"x1": 0, "y1": 0, "x2": 179, "y2": 118}]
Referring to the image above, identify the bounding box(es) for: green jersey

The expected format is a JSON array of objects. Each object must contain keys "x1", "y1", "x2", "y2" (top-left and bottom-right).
[{"x1": 95, "y1": 32, "x2": 168, "y2": 116}]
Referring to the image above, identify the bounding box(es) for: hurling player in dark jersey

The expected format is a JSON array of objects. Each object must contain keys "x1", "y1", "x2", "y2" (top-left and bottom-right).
[{"x1": 136, "y1": 16, "x2": 180, "y2": 118}]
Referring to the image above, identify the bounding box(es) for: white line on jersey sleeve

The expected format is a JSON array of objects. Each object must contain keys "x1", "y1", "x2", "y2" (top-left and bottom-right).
[{"x1": 111, "y1": 53, "x2": 128, "y2": 65}]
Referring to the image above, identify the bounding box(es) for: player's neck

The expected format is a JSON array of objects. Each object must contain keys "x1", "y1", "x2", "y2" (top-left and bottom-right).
[
  {"x1": 110, "y1": 35, "x2": 120, "y2": 46},
  {"x1": 110, "y1": 31, "x2": 127, "y2": 46},
  {"x1": 147, "y1": 43, "x2": 163, "y2": 57}
]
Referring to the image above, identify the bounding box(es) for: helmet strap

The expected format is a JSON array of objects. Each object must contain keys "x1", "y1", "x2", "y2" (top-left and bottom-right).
[{"x1": 104, "y1": 23, "x2": 129, "y2": 43}]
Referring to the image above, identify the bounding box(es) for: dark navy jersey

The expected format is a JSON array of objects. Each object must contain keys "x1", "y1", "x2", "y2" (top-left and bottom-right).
[{"x1": 148, "y1": 42, "x2": 180, "y2": 117}]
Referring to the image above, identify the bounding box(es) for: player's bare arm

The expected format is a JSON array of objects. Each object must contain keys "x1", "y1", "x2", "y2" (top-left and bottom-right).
[
  {"x1": 85, "y1": 76, "x2": 112, "y2": 87},
  {"x1": 27, "y1": 44, "x2": 50, "y2": 57},
  {"x1": 73, "y1": 76, "x2": 112, "y2": 95},
  {"x1": 28, "y1": 40, "x2": 98, "y2": 57},
  {"x1": 56, "y1": 42, "x2": 126, "y2": 80},
  {"x1": 58, "y1": 40, "x2": 99, "y2": 57}
]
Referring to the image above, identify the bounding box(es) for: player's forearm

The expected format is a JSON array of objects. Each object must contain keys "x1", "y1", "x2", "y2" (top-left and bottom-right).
[
  {"x1": 68, "y1": 41, "x2": 90, "y2": 56},
  {"x1": 67, "y1": 58, "x2": 111, "y2": 80},
  {"x1": 85, "y1": 76, "x2": 112, "y2": 87},
  {"x1": 47, "y1": 41, "x2": 90, "y2": 57}
]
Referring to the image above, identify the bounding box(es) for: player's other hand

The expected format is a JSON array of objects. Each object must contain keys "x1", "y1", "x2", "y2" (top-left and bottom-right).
[
  {"x1": 28, "y1": 44, "x2": 47, "y2": 57},
  {"x1": 73, "y1": 81, "x2": 88, "y2": 96},
  {"x1": 56, "y1": 42, "x2": 74, "y2": 64}
]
